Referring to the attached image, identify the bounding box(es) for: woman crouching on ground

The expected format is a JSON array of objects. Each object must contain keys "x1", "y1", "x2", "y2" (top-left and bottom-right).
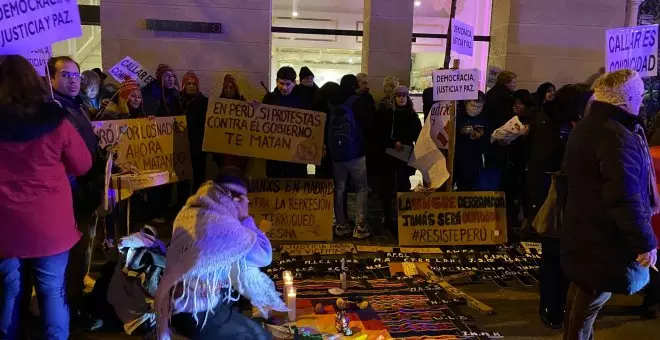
[{"x1": 154, "y1": 166, "x2": 286, "y2": 339}]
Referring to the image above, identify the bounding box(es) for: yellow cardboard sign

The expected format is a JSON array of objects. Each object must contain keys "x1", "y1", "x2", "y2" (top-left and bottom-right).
[
  {"x1": 397, "y1": 192, "x2": 507, "y2": 246},
  {"x1": 203, "y1": 99, "x2": 327, "y2": 165},
  {"x1": 249, "y1": 179, "x2": 333, "y2": 241},
  {"x1": 280, "y1": 243, "x2": 357, "y2": 256},
  {"x1": 92, "y1": 116, "x2": 193, "y2": 184}
]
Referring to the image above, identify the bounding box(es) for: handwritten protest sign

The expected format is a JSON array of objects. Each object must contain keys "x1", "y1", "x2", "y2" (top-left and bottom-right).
[
  {"x1": 92, "y1": 116, "x2": 193, "y2": 186},
  {"x1": 21, "y1": 46, "x2": 51, "y2": 76},
  {"x1": 108, "y1": 56, "x2": 156, "y2": 88},
  {"x1": 409, "y1": 108, "x2": 450, "y2": 189},
  {"x1": 357, "y1": 246, "x2": 444, "y2": 254},
  {"x1": 433, "y1": 68, "x2": 480, "y2": 101},
  {"x1": 451, "y1": 19, "x2": 474, "y2": 56},
  {"x1": 486, "y1": 66, "x2": 502, "y2": 89},
  {"x1": 249, "y1": 179, "x2": 333, "y2": 241},
  {"x1": 281, "y1": 243, "x2": 357, "y2": 256},
  {"x1": 203, "y1": 99, "x2": 327, "y2": 165},
  {"x1": 606, "y1": 24, "x2": 658, "y2": 77},
  {"x1": 0, "y1": 0, "x2": 82, "y2": 54},
  {"x1": 397, "y1": 192, "x2": 507, "y2": 246}
]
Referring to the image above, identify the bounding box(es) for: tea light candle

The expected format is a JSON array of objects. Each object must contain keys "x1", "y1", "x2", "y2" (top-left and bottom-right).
[{"x1": 287, "y1": 287, "x2": 297, "y2": 321}]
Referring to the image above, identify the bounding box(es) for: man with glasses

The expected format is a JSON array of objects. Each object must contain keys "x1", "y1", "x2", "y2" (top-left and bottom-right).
[{"x1": 48, "y1": 56, "x2": 102, "y2": 325}]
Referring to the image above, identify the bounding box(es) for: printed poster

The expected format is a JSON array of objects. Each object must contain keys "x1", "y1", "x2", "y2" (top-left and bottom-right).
[
  {"x1": 606, "y1": 24, "x2": 658, "y2": 77},
  {"x1": 432, "y1": 68, "x2": 480, "y2": 101},
  {"x1": 451, "y1": 19, "x2": 474, "y2": 57},
  {"x1": 397, "y1": 192, "x2": 507, "y2": 246},
  {"x1": 0, "y1": 0, "x2": 82, "y2": 54},
  {"x1": 92, "y1": 116, "x2": 193, "y2": 184},
  {"x1": 203, "y1": 99, "x2": 327, "y2": 165},
  {"x1": 249, "y1": 179, "x2": 333, "y2": 242}
]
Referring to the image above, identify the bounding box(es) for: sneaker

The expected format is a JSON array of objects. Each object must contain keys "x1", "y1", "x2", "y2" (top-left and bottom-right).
[
  {"x1": 334, "y1": 224, "x2": 353, "y2": 237},
  {"x1": 353, "y1": 224, "x2": 371, "y2": 239}
]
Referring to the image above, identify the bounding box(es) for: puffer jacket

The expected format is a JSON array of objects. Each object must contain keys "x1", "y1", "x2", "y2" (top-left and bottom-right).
[{"x1": 562, "y1": 101, "x2": 658, "y2": 295}]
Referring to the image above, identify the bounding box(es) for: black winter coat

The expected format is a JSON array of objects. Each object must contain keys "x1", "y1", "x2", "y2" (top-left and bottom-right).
[
  {"x1": 376, "y1": 100, "x2": 422, "y2": 175},
  {"x1": 181, "y1": 93, "x2": 209, "y2": 155},
  {"x1": 142, "y1": 82, "x2": 182, "y2": 117},
  {"x1": 562, "y1": 101, "x2": 657, "y2": 294}
]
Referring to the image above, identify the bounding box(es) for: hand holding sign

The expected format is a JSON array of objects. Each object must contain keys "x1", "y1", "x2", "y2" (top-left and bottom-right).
[{"x1": 606, "y1": 24, "x2": 659, "y2": 77}]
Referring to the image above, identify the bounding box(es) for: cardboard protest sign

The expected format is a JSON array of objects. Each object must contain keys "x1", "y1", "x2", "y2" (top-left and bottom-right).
[
  {"x1": 451, "y1": 19, "x2": 474, "y2": 56},
  {"x1": 249, "y1": 179, "x2": 333, "y2": 241},
  {"x1": 397, "y1": 192, "x2": 507, "y2": 246},
  {"x1": 280, "y1": 243, "x2": 357, "y2": 256},
  {"x1": 486, "y1": 66, "x2": 502, "y2": 89},
  {"x1": 21, "y1": 46, "x2": 51, "y2": 76},
  {"x1": 0, "y1": 0, "x2": 82, "y2": 54},
  {"x1": 432, "y1": 68, "x2": 480, "y2": 101},
  {"x1": 606, "y1": 24, "x2": 658, "y2": 77},
  {"x1": 203, "y1": 99, "x2": 326, "y2": 165},
  {"x1": 92, "y1": 116, "x2": 193, "y2": 186},
  {"x1": 108, "y1": 56, "x2": 156, "y2": 88}
]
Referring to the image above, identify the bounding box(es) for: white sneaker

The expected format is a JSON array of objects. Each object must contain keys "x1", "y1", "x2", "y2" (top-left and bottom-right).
[
  {"x1": 334, "y1": 224, "x2": 353, "y2": 237},
  {"x1": 353, "y1": 224, "x2": 371, "y2": 239}
]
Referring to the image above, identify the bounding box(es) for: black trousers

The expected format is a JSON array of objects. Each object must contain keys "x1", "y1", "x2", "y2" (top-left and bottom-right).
[
  {"x1": 380, "y1": 164, "x2": 411, "y2": 227},
  {"x1": 539, "y1": 237, "x2": 570, "y2": 323},
  {"x1": 644, "y1": 264, "x2": 660, "y2": 307},
  {"x1": 171, "y1": 303, "x2": 271, "y2": 340}
]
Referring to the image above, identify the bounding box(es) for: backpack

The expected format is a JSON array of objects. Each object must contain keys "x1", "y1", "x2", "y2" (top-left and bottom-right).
[{"x1": 327, "y1": 96, "x2": 362, "y2": 162}]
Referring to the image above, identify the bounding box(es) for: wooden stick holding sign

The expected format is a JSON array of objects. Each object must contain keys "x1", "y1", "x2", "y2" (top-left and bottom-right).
[{"x1": 446, "y1": 59, "x2": 460, "y2": 192}]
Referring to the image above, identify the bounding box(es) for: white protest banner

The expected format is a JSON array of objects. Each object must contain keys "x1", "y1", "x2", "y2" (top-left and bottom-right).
[
  {"x1": 21, "y1": 46, "x2": 51, "y2": 76},
  {"x1": 451, "y1": 19, "x2": 474, "y2": 56},
  {"x1": 0, "y1": 0, "x2": 82, "y2": 54},
  {"x1": 108, "y1": 56, "x2": 156, "y2": 88},
  {"x1": 606, "y1": 24, "x2": 658, "y2": 77},
  {"x1": 408, "y1": 111, "x2": 450, "y2": 189},
  {"x1": 428, "y1": 101, "x2": 452, "y2": 149},
  {"x1": 433, "y1": 68, "x2": 480, "y2": 101},
  {"x1": 486, "y1": 66, "x2": 502, "y2": 89},
  {"x1": 491, "y1": 116, "x2": 528, "y2": 144}
]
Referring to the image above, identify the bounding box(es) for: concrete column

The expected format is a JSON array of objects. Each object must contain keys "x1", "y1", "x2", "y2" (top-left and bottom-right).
[
  {"x1": 626, "y1": 0, "x2": 644, "y2": 26},
  {"x1": 487, "y1": 0, "x2": 626, "y2": 90},
  {"x1": 100, "y1": 0, "x2": 272, "y2": 100},
  {"x1": 361, "y1": 0, "x2": 414, "y2": 99}
]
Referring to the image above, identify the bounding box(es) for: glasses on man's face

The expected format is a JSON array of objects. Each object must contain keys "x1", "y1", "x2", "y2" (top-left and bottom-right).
[{"x1": 59, "y1": 71, "x2": 81, "y2": 81}]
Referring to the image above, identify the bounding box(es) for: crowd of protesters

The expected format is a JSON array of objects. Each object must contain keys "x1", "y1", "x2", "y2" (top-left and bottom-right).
[{"x1": 1, "y1": 50, "x2": 660, "y2": 340}]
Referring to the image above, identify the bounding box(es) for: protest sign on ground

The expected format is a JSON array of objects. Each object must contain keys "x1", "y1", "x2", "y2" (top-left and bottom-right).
[
  {"x1": 203, "y1": 99, "x2": 327, "y2": 165},
  {"x1": 281, "y1": 243, "x2": 357, "y2": 256},
  {"x1": 486, "y1": 66, "x2": 502, "y2": 89},
  {"x1": 451, "y1": 19, "x2": 474, "y2": 56},
  {"x1": 356, "y1": 246, "x2": 444, "y2": 254},
  {"x1": 432, "y1": 69, "x2": 480, "y2": 101},
  {"x1": 249, "y1": 179, "x2": 333, "y2": 241},
  {"x1": 92, "y1": 116, "x2": 193, "y2": 186},
  {"x1": 108, "y1": 56, "x2": 156, "y2": 87},
  {"x1": 606, "y1": 24, "x2": 658, "y2": 77},
  {"x1": 21, "y1": 46, "x2": 51, "y2": 76},
  {"x1": 0, "y1": 0, "x2": 82, "y2": 54},
  {"x1": 397, "y1": 192, "x2": 507, "y2": 246}
]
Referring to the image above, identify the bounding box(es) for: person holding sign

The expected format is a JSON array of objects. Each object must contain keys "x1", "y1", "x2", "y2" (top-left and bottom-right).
[
  {"x1": 0, "y1": 55, "x2": 92, "y2": 340},
  {"x1": 155, "y1": 167, "x2": 286, "y2": 339},
  {"x1": 375, "y1": 85, "x2": 422, "y2": 233},
  {"x1": 562, "y1": 70, "x2": 659, "y2": 339},
  {"x1": 181, "y1": 71, "x2": 210, "y2": 190},
  {"x1": 214, "y1": 74, "x2": 250, "y2": 172},
  {"x1": 96, "y1": 77, "x2": 145, "y2": 120},
  {"x1": 454, "y1": 91, "x2": 489, "y2": 191},
  {"x1": 263, "y1": 66, "x2": 309, "y2": 178},
  {"x1": 142, "y1": 64, "x2": 181, "y2": 117}
]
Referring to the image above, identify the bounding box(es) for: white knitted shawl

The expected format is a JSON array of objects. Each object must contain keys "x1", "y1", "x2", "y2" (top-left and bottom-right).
[{"x1": 154, "y1": 181, "x2": 286, "y2": 340}]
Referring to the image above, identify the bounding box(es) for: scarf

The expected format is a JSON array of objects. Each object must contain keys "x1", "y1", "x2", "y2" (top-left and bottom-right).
[{"x1": 154, "y1": 181, "x2": 286, "y2": 339}]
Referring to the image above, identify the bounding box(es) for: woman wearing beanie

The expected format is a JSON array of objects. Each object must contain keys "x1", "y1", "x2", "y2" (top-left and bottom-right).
[
  {"x1": 0, "y1": 56, "x2": 92, "y2": 340},
  {"x1": 96, "y1": 77, "x2": 144, "y2": 120},
  {"x1": 562, "y1": 69, "x2": 659, "y2": 338},
  {"x1": 296, "y1": 66, "x2": 318, "y2": 108},
  {"x1": 142, "y1": 64, "x2": 181, "y2": 117},
  {"x1": 155, "y1": 166, "x2": 286, "y2": 340},
  {"x1": 181, "y1": 71, "x2": 209, "y2": 190},
  {"x1": 375, "y1": 85, "x2": 421, "y2": 233},
  {"x1": 214, "y1": 74, "x2": 249, "y2": 172}
]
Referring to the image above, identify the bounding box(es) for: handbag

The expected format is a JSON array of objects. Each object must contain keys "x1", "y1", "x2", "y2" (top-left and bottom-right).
[{"x1": 532, "y1": 172, "x2": 566, "y2": 238}]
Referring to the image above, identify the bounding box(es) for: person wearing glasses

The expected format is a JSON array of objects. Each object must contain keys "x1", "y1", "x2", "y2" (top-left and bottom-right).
[
  {"x1": 155, "y1": 166, "x2": 286, "y2": 339},
  {"x1": 48, "y1": 56, "x2": 104, "y2": 322}
]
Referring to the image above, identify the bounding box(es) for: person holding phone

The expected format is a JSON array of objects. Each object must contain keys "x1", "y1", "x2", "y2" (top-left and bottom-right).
[{"x1": 454, "y1": 92, "x2": 488, "y2": 191}]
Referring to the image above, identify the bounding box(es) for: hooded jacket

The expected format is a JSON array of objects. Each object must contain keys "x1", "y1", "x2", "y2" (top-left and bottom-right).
[
  {"x1": 562, "y1": 101, "x2": 658, "y2": 294},
  {"x1": 0, "y1": 102, "x2": 92, "y2": 258},
  {"x1": 154, "y1": 181, "x2": 286, "y2": 339}
]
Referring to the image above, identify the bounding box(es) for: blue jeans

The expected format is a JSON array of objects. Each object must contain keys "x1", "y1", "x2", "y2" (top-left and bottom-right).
[
  {"x1": 333, "y1": 156, "x2": 368, "y2": 225},
  {"x1": 0, "y1": 251, "x2": 70, "y2": 340}
]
